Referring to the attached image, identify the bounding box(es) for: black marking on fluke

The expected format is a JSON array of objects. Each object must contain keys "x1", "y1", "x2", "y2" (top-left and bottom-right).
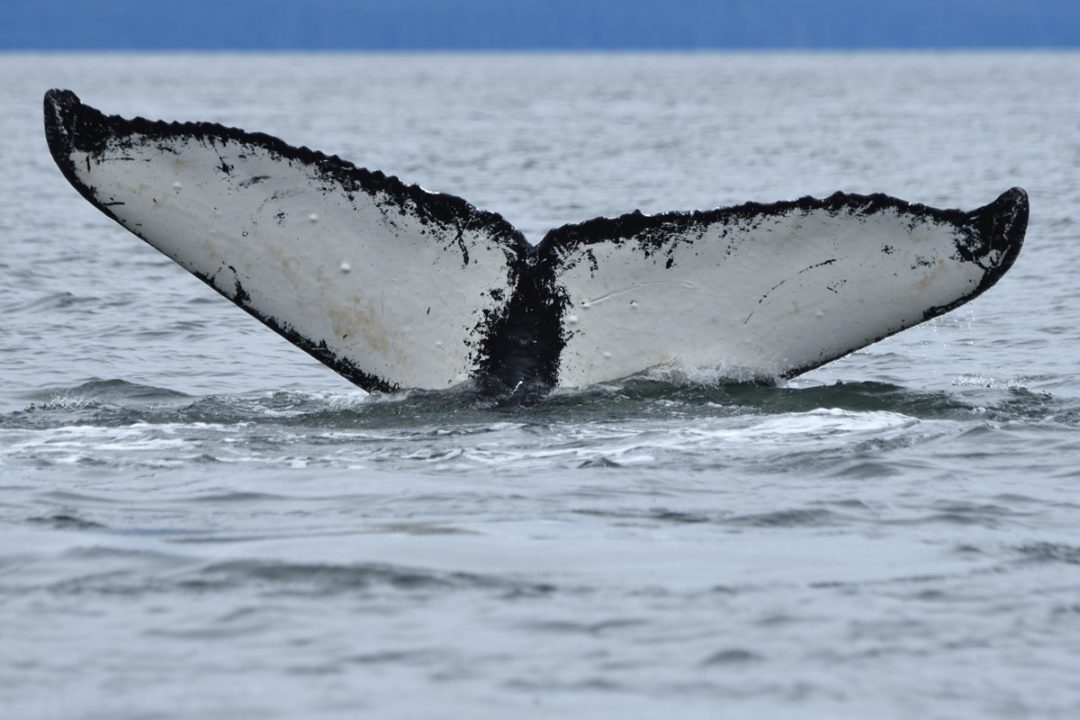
[{"x1": 43, "y1": 89, "x2": 1029, "y2": 397}]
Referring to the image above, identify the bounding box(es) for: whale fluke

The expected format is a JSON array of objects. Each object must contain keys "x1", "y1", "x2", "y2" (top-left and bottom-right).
[{"x1": 43, "y1": 89, "x2": 1028, "y2": 394}]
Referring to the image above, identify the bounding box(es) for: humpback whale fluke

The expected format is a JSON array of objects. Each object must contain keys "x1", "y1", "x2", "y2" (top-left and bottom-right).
[{"x1": 43, "y1": 89, "x2": 1028, "y2": 395}]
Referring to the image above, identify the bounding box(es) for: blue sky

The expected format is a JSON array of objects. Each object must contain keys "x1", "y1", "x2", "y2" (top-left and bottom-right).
[{"x1": 4, "y1": 0, "x2": 1079, "y2": 50}]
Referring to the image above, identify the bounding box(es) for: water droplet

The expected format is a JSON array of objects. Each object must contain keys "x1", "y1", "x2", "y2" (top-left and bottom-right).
[
  {"x1": 566, "y1": 314, "x2": 579, "y2": 324},
  {"x1": 308, "y1": 213, "x2": 319, "y2": 223},
  {"x1": 339, "y1": 261, "x2": 351, "y2": 273}
]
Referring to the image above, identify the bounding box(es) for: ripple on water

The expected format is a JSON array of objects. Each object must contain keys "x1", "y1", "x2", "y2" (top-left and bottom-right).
[
  {"x1": 1, "y1": 374, "x2": 1068, "y2": 478},
  {"x1": 1015, "y1": 542, "x2": 1080, "y2": 566}
]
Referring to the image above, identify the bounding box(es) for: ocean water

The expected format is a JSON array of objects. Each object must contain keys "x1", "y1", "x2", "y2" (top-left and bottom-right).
[{"x1": 2, "y1": 52, "x2": 1080, "y2": 719}]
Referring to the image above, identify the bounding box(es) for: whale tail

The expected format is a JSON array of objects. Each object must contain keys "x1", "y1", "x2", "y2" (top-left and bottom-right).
[{"x1": 44, "y1": 89, "x2": 1027, "y2": 393}]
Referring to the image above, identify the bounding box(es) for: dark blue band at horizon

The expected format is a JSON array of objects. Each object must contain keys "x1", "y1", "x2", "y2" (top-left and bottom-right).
[{"x1": 5, "y1": 0, "x2": 1080, "y2": 51}]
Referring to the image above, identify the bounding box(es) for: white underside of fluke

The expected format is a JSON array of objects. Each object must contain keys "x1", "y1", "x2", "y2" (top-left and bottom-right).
[
  {"x1": 552, "y1": 207, "x2": 994, "y2": 386},
  {"x1": 63, "y1": 125, "x2": 519, "y2": 390},
  {"x1": 44, "y1": 90, "x2": 1027, "y2": 393}
]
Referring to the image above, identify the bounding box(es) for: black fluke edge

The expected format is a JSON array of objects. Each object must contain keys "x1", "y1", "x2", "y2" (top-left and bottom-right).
[
  {"x1": 43, "y1": 89, "x2": 1029, "y2": 397},
  {"x1": 44, "y1": 89, "x2": 527, "y2": 251}
]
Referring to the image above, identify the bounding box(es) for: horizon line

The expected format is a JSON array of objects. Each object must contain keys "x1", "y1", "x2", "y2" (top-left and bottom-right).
[{"x1": 4, "y1": 45, "x2": 1080, "y2": 53}]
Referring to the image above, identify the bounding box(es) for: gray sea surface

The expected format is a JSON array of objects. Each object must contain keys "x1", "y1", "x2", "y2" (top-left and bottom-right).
[{"x1": 2, "y1": 52, "x2": 1080, "y2": 719}]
